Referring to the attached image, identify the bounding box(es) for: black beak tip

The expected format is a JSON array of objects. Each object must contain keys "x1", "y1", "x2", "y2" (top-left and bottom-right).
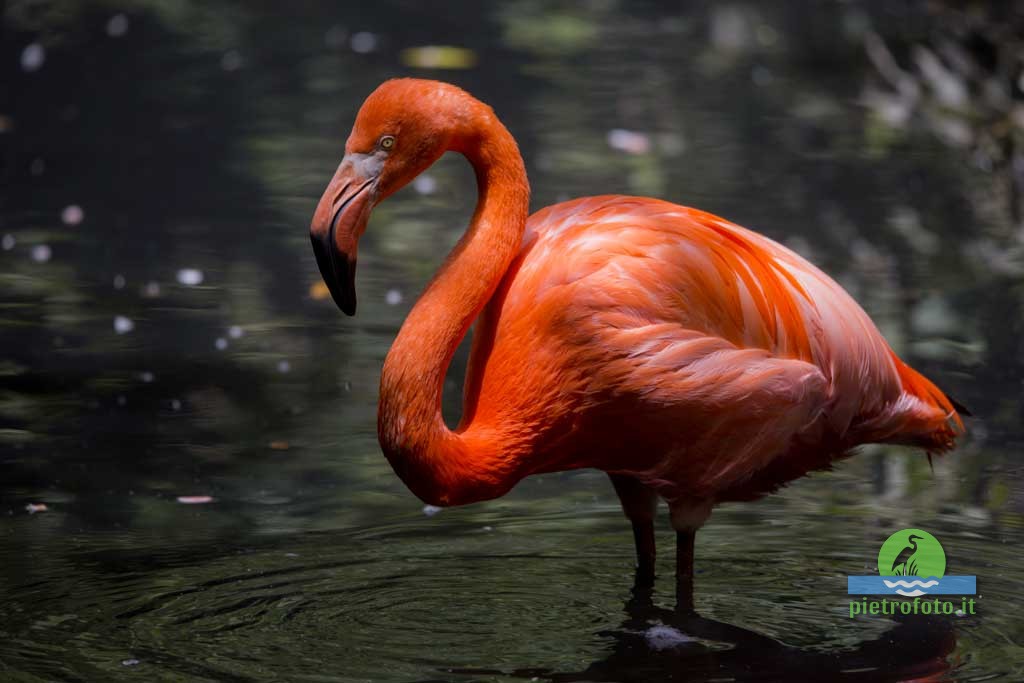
[
  {"x1": 330, "y1": 271, "x2": 358, "y2": 317},
  {"x1": 337, "y1": 255, "x2": 358, "y2": 317},
  {"x1": 311, "y1": 232, "x2": 359, "y2": 318}
]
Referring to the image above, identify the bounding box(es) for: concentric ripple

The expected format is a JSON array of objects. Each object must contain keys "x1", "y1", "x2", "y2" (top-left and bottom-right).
[{"x1": 1, "y1": 510, "x2": 638, "y2": 681}]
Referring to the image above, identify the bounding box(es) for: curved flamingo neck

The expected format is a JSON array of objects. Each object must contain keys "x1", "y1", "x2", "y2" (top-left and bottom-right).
[{"x1": 378, "y1": 108, "x2": 529, "y2": 506}]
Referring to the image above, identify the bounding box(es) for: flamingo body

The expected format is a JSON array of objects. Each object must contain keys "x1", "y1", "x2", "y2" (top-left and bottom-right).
[
  {"x1": 462, "y1": 195, "x2": 959, "y2": 514},
  {"x1": 310, "y1": 78, "x2": 964, "y2": 597}
]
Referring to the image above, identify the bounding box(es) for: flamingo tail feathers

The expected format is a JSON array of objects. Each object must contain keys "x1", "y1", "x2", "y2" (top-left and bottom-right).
[{"x1": 888, "y1": 352, "x2": 966, "y2": 453}]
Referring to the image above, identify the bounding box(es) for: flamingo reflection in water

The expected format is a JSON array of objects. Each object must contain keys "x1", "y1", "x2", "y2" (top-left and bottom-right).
[{"x1": 449, "y1": 580, "x2": 957, "y2": 683}]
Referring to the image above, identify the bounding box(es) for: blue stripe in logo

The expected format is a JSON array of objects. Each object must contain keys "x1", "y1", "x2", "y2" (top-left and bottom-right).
[{"x1": 847, "y1": 576, "x2": 976, "y2": 595}]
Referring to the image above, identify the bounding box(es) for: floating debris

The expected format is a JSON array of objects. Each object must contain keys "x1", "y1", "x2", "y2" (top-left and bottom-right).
[
  {"x1": 25, "y1": 503, "x2": 48, "y2": 514},
  {"x1": 170, "y1": 399, "x2": 182, "y2": 411},
  {"x1": 412, "y1": 174, "x2": 437, "y2": 195},
  {"x1": 422, "y1": 504, "x2": 442, "y2": 517},
  {"x1": 31, "y1": 244, "x2": 51, "y2": 263},
  {"x1": 645, "y1": 623, "x2": 694, "y2": 651},
  {"x1": 113, "y1": 316, "x2": 134, "y2": 334},
  {"x1": 138, "y1": 371, "x2": 154, "y2": 383},
  {"x1": 20, "y1": 43, "x2": 45, "y2": 72},
  {"x1": 350, "y1": 31, "x2": 378, "y2": 54},
  {"x1": 385, "y1": 288, "x2": 403, "y2": 305},
  {"x1": 221, "y1": 50, "x2": 243, "y2": 71},
  {"x1": 106, "y1": 14, "x2": 129, "y2": 37},
  {"x1": 228, "y1": 325, "x2": 244, "y2": 339},
  {"x1": 141, "y1": 281, "x2": 161, "y2": 298},
  {"x1": 268, "y1": 440, "x2": 290, "y2": 451},
  {"x1": 176, "y1": 268, "x2": 204, "y2": 286},
  {"x1": 309, "y1": 281, "x2": 330, "y2": 300},
  {"x1": 400, "y1": 46, "x2": 477, "y2": 70},
  {"x1": 61, "y1": 204, "x2": 84, "y2": 226},
  {"x1": 607, "y1": 129, "x2": 651, "y2": 155},
  {"x1": 214, "y1": 337, "x2": 228, "y2": 351},
  {"x1": 176, "y1": 495, "x2": 214, "y2": 505},
  {"x1": 277, "y1": 360, "x2": 291, "y2": 374},
  {"x1": 1, "y1": 234, "x2": 14, "y2": 251},
  {"x1": 113, "y1": 274, "x2": 126, "y2": 290},
  {"x1": 120, "y1": 658, "x2": 140, "y2": 667}
]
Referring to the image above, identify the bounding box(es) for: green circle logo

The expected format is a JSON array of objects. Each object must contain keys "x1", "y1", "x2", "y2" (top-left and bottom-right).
[{"x1": 878, "y1": 529, "x2": 945, "y2": 578}]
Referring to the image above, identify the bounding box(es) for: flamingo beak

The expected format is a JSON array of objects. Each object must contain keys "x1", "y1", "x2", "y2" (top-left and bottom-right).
[{"x1": 310, "y1": 153, "x2": 382, "y2": 316}]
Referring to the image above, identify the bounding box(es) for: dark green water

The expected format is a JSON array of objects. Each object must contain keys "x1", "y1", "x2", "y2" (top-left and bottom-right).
[{"x1": 2, "y1": 2, "x2": 1023, "y2": 681}]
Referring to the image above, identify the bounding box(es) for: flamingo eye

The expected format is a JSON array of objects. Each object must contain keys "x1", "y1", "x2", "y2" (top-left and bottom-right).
[{"x1": 379, "y1": 135, "x2": 395, "y2": 150}]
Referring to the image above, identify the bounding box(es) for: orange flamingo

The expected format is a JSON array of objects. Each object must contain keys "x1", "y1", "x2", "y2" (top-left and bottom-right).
[{"x1": 310, "y1": 79, "x2": 965, "y2": 605}]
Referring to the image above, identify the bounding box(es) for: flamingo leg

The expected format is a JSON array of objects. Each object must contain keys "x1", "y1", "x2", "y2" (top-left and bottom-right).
[
  {"x1": 608, "y1": 473, "x2": 658, "y2": 586},
  {"x1": 629, "y1": 518, "x2": 656, "y2": 588},
  {"x1": 676, "y1": 530, "x2": 696, "y2": 613}
]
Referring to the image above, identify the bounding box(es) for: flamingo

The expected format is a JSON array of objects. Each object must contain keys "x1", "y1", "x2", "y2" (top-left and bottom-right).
[{"x1": 310, "y1": 79, "x2": 965, "y2": 607}]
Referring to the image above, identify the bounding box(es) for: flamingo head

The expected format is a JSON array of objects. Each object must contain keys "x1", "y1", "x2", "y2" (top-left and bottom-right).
[{"x1": 311, "y1": 78, "x2": 477, "y2": 315}]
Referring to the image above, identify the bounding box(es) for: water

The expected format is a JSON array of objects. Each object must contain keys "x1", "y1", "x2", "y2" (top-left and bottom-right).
[{"x1": 2, "y1": 2, "x2": 1023, "y2": 680}]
